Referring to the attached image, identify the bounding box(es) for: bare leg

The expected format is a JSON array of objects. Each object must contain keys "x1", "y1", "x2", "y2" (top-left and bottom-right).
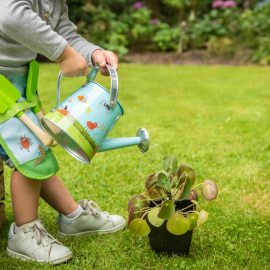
[
  {"x1": 40, "y1": 174, "x2": 78, "y2": 215},
  {"x1": 11, "y1": 169, "x2": 42, "y2": 227}
]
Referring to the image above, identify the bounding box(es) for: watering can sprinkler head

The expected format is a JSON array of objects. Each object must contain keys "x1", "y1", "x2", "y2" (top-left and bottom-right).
[
  {"x1": 96, "y1": 127, "x2": 150, "y2": 154},
  {"x1": 137, "y1": 127, "x2": 150, "y2": 153}
]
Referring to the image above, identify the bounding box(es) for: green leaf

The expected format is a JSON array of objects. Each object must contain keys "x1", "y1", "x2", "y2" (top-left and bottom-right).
[
  {"x1": 177, "y1": 165, "x2": 196, "y2": 186},
  {"x1": 186, "y1": 213, "x2": 199, "y2": 231},
  {"x1": 162, "y1": 154, "x2": 178, "y2": 174},
  {"x1": 158, "y1": 200, "x2": 175, "y2": 220},
  {"x1": 166, "y1": 214, "x2": 190, "y2": 235},
  {"x1": 191, "y1": 200, "x2": 200, "y2": 212},
  {"x1": 148, "y1": 207, "x2": 165, "y2": 227},
  {"x1": 158, "y1": 172, "x2": 172, "y2": 192},
  {"x1": 200, "y1": 180, "x2": 218, "y2": 200},
  {"x1": 149, "y1": 179, "x2": 158, "y2": 188},
  {"x1": 129, "y1": 219, "x2": 151, "y2": 236},
  {"x1": 127, "y1": 194, "x2": 148, "y2": 212},
  {"x1": 179, "y1": 177, "x2": 192, "y2": 201},
  {"x1": 128, "y1": 206, "x2": 141, "y2": 227},
  {"x1": 197, "y1": 210, "x2": 208, "y2": 228}
]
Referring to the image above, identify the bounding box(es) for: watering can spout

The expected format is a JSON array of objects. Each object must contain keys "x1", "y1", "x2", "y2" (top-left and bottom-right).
[{"x1": 97, "y1": 128, "x2": 150, "y2": 153}]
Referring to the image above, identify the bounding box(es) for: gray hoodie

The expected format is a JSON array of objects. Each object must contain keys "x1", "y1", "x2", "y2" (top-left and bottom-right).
[{"x1": 0, "y1": 0, "x2": 101, "y2": 76}]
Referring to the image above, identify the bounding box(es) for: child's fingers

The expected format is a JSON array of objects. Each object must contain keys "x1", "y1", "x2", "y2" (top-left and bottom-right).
[
  {"x1": 93, "y1": 50, "x2": 106, "y2": 67},
  {"x1": 106, "y1": 53, "x2": 118, "y2": 71}
]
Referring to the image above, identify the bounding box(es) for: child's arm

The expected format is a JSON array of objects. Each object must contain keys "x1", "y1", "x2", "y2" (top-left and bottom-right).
[
  {"x1": 54, "y1": 2, "x2": 118, "y2": 76},
  {"x1": 0, "y1": 0, "x2": 117, "y2": 77},
  {"x1": 0, "y1": 1, "x2": 68, "y2": 64}
]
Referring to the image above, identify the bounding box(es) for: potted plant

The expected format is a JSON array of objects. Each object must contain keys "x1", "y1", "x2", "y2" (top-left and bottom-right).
[{"x1": 127, "y1": 154, "x2": 218, "y2": 255}]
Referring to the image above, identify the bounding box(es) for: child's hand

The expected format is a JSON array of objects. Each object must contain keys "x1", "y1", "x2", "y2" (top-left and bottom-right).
[
  {"x1": 91, "y1": 50, "x2": 119, "y2": 76},
  {"x1": 56, "y1": 45, "x2": 89, "y2": 77}
]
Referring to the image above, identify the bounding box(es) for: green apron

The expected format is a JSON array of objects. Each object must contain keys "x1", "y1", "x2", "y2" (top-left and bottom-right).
[{"x1": 0, "y1": 71, "x2": 59, "y2": 179}]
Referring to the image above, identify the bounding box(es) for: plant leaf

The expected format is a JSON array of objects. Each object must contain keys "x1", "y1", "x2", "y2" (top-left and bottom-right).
[
  {"x1": 200, "y1": 180, "x2": 218, "y2": 200},
  {"x1": 148, "y1": 186, "x2": 162, "y2": 200},
  {"x1": 186, "y1": 213, "x2": 199, "y2": 230},
  {"x1": 129, "y1": 219, "x2": 151, "y2": 236},
  {"x1": 145, "y1": 173, "x2": 156, "y2": 190},
  {"x1": 149, "y1": 179, "x2": 158, "y2": 188},
  {"x1": 157, "y1": 200, "x2": 175, "y2": 220},
  {"x1": 186, "y1": 189, "x2": 198, "y2": 201},
  {"x1": 162, "y1": 154, "x2": 178, "y2": 174},
  {"x1": 191, "y1": 200, "x2": 200, "y2": 212},
  {"x1": 140, "y1": 191, "x2": 149, "y2": 198},
  {"x1": 166, "y1": 214, "x2": 190, "y2": 235},
  {"x1": 127, "y1": 194, "x2": 148, "y2": 212},
  {"x1": 148, "y1": 207, "x2": 165, "y2": 227},
  {"x1": 172, "y1": 181, "x2": 185, "y2": 200},
  {"x1": 158, "y1": 172, "x2": 172, "y2": 192},
  {"x1": 177, "y1": 165, "x2": 196, "y2": 186},
  {"x1": 128, "y1": 206, "x2": 141, "y2": 227},
  {"x1": 197, "y1": 210, "x2": 208, "y2": 228},
  {"x1": 179, "y1": 177, "x2": 192, "y2": 201}
]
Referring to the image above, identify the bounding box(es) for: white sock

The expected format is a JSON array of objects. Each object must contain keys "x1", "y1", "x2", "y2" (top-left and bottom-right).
[
  {"x1": 14, "y1": 224, "x2": 20, "y2": 234},
  {"x1": 65, "y1": 205, "x2": 83, "y2": 219}
]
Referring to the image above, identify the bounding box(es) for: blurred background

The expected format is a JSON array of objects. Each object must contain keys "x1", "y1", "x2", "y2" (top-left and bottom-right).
[{"x1": 57, "y1": 0, "x2": 270, "y2": 65}]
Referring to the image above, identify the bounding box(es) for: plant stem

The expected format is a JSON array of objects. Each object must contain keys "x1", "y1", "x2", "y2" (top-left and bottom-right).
[
  {"x1": 141, "y1": 211, "x2": 149, "y2": 220},
  {"x1": 177, "y1": 210, "x2": 200, "y2": 215},
  {"x1": 134, "y1": 208, "x2": 150, "y2": 214},
  {"x1": 176, "y1": 204, "x2": 194, "y2": 212},
  {"x1": 192, "y1": 183, "x2": 203, "y2": 190}
]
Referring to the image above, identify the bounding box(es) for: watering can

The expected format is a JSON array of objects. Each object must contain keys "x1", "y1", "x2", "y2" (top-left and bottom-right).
[{"x1": 40, "y1": 64, "x2": 150, "y2": 164}]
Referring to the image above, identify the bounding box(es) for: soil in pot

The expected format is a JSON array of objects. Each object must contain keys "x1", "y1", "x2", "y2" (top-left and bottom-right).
[{"x1": 146, "y1": 200, "x2": 194, "y2": 255}]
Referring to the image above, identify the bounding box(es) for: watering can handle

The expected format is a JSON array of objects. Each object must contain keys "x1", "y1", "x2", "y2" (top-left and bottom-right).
[
  {"x1": 87, "y1": 64, "x2": 118, "y2": 108},
  {"x1": 54, "y1": 64, "x2": 118, "y2": 111}
]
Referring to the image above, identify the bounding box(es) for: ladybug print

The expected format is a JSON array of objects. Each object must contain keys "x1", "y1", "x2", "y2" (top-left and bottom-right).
[{"x1": 18, "y1": 134, "x2": 33, "y2": 152}]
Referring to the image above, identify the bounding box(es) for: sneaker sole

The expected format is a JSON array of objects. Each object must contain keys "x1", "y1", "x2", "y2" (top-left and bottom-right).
[
  {"x1": 58, "y1": 220, "x2": 126, "y2": 237},
  {"x1": 6, "y1": 248, "x2": 73, "y2": 265}
]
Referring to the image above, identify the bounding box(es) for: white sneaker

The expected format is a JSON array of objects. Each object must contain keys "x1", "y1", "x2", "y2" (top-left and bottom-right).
[
  {"x1": 7, "y1": 218, "x2": 73, "y2": 265},
  {"x1": 58, "y1": 199, "x2": 126, "y2": 237}
]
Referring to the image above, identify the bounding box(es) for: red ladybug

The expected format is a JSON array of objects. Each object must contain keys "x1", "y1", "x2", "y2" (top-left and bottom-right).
[
  {"x1": 21, "y1": 137, "x2": 30, "y2": 149},
  {"x1": 87, "y1": 121, "x2": 99, "y2": 130},
  {"x1": 19, "y1": 135, "x2": 32, "y2": 152}
]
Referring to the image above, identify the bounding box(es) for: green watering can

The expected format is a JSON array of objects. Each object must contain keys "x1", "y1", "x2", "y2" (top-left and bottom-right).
[{"x1": 41, "y1": 64, "x2": 150, "y2": 164}]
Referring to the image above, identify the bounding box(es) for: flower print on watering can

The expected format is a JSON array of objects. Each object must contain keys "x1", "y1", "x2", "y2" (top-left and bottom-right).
[{"x1": 41, "y1": 64, "x2": 150, "y2": 164}]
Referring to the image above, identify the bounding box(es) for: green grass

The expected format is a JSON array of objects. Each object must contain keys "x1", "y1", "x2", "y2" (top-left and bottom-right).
[{"x1": 1, "y1": 63, "x2": 270, "y2": 269}]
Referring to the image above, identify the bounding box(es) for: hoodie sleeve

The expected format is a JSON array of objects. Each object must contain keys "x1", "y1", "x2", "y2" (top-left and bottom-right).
[
  {"x1": 0, "y1": 0, "x2": 68, "y2": 61},
  {"x1": 54, "y1": 1, "x2": 103, "y2": 67}
]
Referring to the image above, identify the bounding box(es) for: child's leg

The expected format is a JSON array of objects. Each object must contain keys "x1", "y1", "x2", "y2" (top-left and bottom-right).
[
  {"x1": 40, "y1": 174, "x2": 126, "y2": 236},
  {"x1": 8, "y1": 169, "x2": 73, "y2": 264},
  {"x1": 11, "y1": 169, "x2": 42, "y2": 227},
  {"x1": 40, "y1": 174, "x2": 78, "y2": 215}
]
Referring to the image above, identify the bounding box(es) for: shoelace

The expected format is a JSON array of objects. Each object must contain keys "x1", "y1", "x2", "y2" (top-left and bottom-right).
[
  {"x1": 24, "y1": 222, "x2": 62, "y2": 247},
  {"x1": 84, "y1": 200, "x2": 110, "y2": 218}
]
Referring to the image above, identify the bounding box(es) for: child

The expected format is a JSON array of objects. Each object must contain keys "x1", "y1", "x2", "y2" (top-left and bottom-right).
[{"x1": 0, "y1": 0, "x2": 125, "y2": 265}]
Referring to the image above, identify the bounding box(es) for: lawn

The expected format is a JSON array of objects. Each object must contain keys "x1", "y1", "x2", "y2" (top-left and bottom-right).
[{"x1": 1, "y1": 63, "x2": 270, "y2": 269}]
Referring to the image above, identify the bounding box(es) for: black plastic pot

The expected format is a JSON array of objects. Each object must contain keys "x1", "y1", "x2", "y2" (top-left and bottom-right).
[{"x1": 146, "y1": 199, "x2": 194, "y2": 255}]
